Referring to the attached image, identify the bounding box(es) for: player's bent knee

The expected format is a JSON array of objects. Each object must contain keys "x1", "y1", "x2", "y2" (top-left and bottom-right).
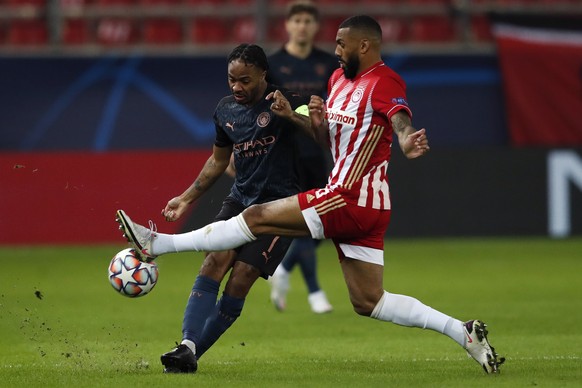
[
  {"x1": 350, "y1": 289, "x2": 384, "y2": 317},
  {"x1": 351, "y1": 300, "x2": 376, "y2": 317},
  {"x1": 241, "y1": 204, "x2": 263, "y2": 229}
]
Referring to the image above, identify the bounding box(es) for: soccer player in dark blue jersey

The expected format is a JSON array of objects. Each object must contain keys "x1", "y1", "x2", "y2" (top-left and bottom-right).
[
  {"x1": 156, "y1": 43, "x2": 306, "y2": 373},
  {"x1": 267, "y1": 1, "x2": 338, "y2": 314}
]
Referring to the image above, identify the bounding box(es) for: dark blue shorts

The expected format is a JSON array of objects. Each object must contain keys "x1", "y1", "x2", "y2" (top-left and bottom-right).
[{"x1": 215, "y1": 196, "x2": 294, "y2": 278}]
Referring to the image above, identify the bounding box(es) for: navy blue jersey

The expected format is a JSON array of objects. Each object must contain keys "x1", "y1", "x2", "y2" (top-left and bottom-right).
[
  {"x1": 213, "y1": 84, "x2": 304, "y2": 207},
  {"x1": 268, "y1": 47, "x2": 338, "y2": 190},
  {"x1": 268, "y1": 46, "x2": 338, "y2": 102}
]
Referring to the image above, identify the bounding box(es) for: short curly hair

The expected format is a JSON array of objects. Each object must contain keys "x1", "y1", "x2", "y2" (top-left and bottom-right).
[{"x1": 339, "y1": 15, "x2": 382, "y2": 41}]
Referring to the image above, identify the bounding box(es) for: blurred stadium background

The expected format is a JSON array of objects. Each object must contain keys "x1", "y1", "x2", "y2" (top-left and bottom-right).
[{"x1": 1, "y1": 0, "x2": 581, "y2": 244}]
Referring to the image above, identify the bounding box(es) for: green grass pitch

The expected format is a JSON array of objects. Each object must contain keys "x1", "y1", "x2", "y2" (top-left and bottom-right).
[{"x1": 1, "y1": 238, "x2": 581, "y2": 387}]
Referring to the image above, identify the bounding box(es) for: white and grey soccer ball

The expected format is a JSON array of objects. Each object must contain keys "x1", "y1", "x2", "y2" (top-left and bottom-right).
[{"x1": 108, "y1": 248, "x2": 158, "y2": 298}]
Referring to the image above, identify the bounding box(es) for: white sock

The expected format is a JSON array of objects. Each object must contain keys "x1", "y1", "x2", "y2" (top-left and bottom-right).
[
  {"x1": 181, "y1": 339, "x2": 196, "y2": 355},
  {"x1": 371, "y1": 291, "x2": 465, "y2": 347},
  {"x1": 151, "y1": 214, "x2": 256, "y2": 255}
]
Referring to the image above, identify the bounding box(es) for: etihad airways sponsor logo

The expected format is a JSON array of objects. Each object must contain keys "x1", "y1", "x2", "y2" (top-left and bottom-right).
[
  {"x1": 233, "y1": 135, "x2": 276, "y2": 157},
  {"x1": 326, "y1": 108, "x2": 357, "y2": 127}
]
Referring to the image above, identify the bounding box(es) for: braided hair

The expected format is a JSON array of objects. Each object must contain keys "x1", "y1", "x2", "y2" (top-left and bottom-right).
[{"x1": 227, "y1": 43, "x2": 269, "y2": 71}]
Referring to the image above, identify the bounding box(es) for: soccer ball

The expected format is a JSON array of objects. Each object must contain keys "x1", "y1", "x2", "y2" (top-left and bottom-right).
[{"x1": 108, "y1": 248, "x2": 158, "y2": 298}]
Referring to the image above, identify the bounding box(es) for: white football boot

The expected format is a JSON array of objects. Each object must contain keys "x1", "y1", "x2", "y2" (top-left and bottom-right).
[
  {"x1": 269, "y1": 265, "x2": 290, "y2": 311},
  {"x1": 308, "y1": 290, "x2": 333, "y2": 314},
  {"x1": 116, "y1": 209, "x2": 158, "y2": 262},
  {"x1": 464, "y1": 319, "x2": 505, "y2": 373}
]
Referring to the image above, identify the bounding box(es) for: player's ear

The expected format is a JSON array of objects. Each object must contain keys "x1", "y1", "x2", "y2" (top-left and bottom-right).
[{"x1": 360, "y1": 39, "x2": 370, "y2": 54}]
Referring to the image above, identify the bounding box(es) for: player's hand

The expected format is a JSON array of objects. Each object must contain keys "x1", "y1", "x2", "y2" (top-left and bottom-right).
[
  {"x1": 161, "y1": 196, "x2": 188, "y2": 222},
  {"x1": 267, "y1": 90, "x2": 292, "y2": 118},
  {"x1": 308, "y1": 95, "x2": 326, "y2": 128},
  {"x1": 403, "y1": 128, "x2": 430, "y2": 159}
]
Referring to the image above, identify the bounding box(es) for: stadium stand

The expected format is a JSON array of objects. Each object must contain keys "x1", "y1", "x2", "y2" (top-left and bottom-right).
[
  {"x1": 96, "y1": 17, "x2": 138, "y2": 45},
  {"x1": 409, "y1": 16, "x2": 457, "y2": 43},
  {"x1": 190, "y1": 17, "x2": 229, "y2": 44},
  {"x1": 6, "y1": 19, "x2": 48, "y2": 45},
  {"x1": 143, "y1": 18, "x2": 183, "y2": 44},
  {"x1": 0, "y1": 0, "x2": 580, "y2": 52}
]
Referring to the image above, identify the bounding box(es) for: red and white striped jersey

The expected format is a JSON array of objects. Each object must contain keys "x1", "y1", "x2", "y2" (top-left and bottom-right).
[{"x1": 323, "y1": 61, "x2": 412, "y2": 210}]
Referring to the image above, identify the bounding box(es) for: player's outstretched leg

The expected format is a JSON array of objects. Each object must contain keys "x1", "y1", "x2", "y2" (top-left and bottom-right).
[
  {"x1": 116, "y1": 210, "x2": 158, "y2": 262},
  {"x1": 116, "y1": 209, "x2": 256, "y2": 256},
  {"x1": 464, "y1": 320, "x2": 506, "y2": 373},
  {"x1": 370, "y1": 291, "x2": 505, "y2": 374}
]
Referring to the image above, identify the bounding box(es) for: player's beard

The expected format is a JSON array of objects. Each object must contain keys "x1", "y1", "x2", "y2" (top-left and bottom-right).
[{"x1": 342, "y1": 53, "x2": 359, "y2": 80}]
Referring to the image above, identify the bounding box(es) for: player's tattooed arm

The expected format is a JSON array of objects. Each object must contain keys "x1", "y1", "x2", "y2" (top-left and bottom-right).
[
  {"x1": 180, "y1": 145, "x2": 232, "y2": 204},
  {"x1": 162, "y1": 145, "x2": 232, "y2": 221},
  {"x1": 392, "y1": 110, "x2": 430, "y2": 159}
]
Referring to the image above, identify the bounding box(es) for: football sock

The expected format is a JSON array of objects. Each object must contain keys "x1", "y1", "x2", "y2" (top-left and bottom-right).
[
  {"x1": 152, "y1": 214, "x2": 256, "y2": 255},
  {"x1": 371, "y1": 291, "x2": 465, "y2": 347},
  {"x1": 180, "y1": 339, "x2": 196, "y2": 355},
  {"x1": 195, "y1": 293, "x2": 245, "y2": 359},
  {"x1": 182, "y1": 275, "x2": 220, "y2": 351}
]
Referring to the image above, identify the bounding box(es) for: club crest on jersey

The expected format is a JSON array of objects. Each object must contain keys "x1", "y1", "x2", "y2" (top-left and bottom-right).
[
  {"x1": 351, "y1": 87, "x2": 365, "y2": 103},
  {"x1": 257, "y1": 112, "x2": 271, "y2": 127}
]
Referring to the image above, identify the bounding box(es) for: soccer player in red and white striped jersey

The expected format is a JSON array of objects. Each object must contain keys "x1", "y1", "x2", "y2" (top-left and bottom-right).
[{"x1": 324, "y1": 58, "x2": 411, "y2": 211}]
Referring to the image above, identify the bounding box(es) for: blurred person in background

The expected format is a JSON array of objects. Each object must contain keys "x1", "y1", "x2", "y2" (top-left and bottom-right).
[{"x1": 267, "y1": 0, "x2": 338, "y2": 314}]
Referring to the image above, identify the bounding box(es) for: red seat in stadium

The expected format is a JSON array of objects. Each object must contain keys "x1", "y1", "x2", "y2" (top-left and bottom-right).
[
  {"x1": 315, "y1": 0, "x2": 351, "y2": 3},
  {"x1": 60, "y1": 0, "x2": 88, "y2": 7},
  {"x1": 143, "y1": 18, "x2": 183, "y2": 44},
  {"x1": 267, "y1": 17, "x2": 288, "y2": 44},
  {"x1": 96, "y1": 18, "x2": 138, "y2": 45},
  {"x1": 494, "y1": 0, "x2": 539, "y2": 3},
  {"x1": 407, "y1": 0, "x2": 449, "y2": 3},
  {"x1": 94, "y1": 0, "x2": 136, "y2": 5},
  {"x1": 377, "y1": 17, "x2": 407, "y2": 44},
  {"x1": 190, "y1": 18, "x2": 229, "y2": 44},
  {"x1": 7, "y1": 20, "x2": 48, "y2": 45},
  {"x1": 184, "y1": 0, "x2": 223, "y2": 4},
  {"x1": 138, "y1": 0, "x2": 183, "y2": 4},
  {"x1": 471, "y1": 15, "x2": 494, "y2": 42},
  {"x1": 229, "y1": 0, "x2": 255, "y2": 4},
  {"x1": 317, "y1": 16, "x2": 346, "y2": 43},
  {"x1": 232, "y1": 17, "x2": 256, "y2": 43},
  {"x1": 409, "y1": 16, "x2": 457, "y2": 43},
  {"x1": 0, "y1": 23, "x2": 6, "y2": 45},
  {"x1": 5, "y1": 0, "x2": 47, "y2": 6},
  {"x1": 62, "y1": 19, "x2": 90, "y2": 45}
]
